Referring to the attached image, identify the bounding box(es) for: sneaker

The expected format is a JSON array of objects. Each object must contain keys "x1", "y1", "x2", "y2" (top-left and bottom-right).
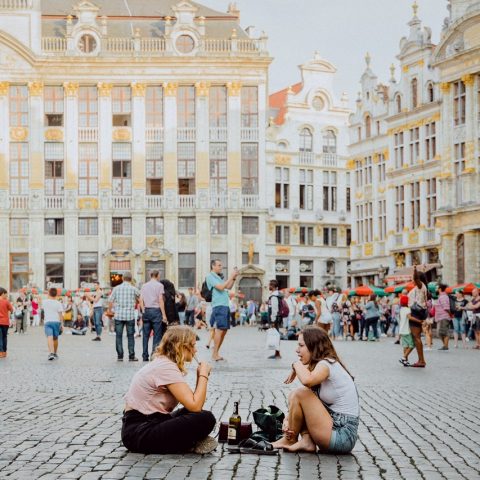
[
  {"x1": 53, "y1": 353, "x2": 58, "y2": 359},
  {"x1": 192, "y1": 436, "x2": 218, "y2": 454},
  {"x1": 438, "y1": 346, "x2": 449, "y2": 351},
  {"x1": 393, "y1": 340, "x2": 400, "y2": 345},
  {"x1": 48, "y1": 353, "x2": 55, "y2": 361},
  {"x1": 268, "y1": 354, "x2": 281, "y2": 359},
  {"x1": 129, "y1": 357, "x2": 139, "y2": 362},
  {"x1": 117, "y1": 357, "x2": 123, "y2": 362},
  {"x1": 424, "y1": 347, "x2": 432, "y2": 351},
  {"x1": 92, "y1": 337, "x2": 101, "y2": 341}
]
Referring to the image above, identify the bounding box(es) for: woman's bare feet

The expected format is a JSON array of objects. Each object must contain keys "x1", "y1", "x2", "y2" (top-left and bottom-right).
[
  {"x1": 272, "y1": 435, "x2": 296, "y2": 449},
  {"x1": 283, "y1": 433, "x2": 317, "y2": 453}
]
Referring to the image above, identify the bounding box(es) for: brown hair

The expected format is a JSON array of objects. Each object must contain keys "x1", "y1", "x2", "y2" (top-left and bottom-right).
[
  {"x1": 301, "y1": 326, "x2": 354, "y2": 379},
  {"x1": 48, "y1": 287, "x2": 57, "y2": 297},
  {"x1": 152, "y1": 325, "x2": 196, "y2": 374}
]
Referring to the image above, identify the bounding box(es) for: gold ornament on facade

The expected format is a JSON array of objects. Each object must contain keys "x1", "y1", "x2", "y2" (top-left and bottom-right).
[
  {"x1": 0, "y1": 81, "x2": 9, "y2": 96},
  {"x1": 439, "y1": 82, "x2": 450, "y2": 93},
  {"x1": 372, "y1": 153, "x2": 379, "y2": 164},
  {"x1": 28, "y1": 82, "x2": 43, "y2": 96},
  {"x1": 394, "y1": 252, "x2": 406, "y2": 267},
  {"x1": 461, "y1": 74, "x2": 474, "y2": 87},
  {"x1": 10, "y1": 127, "x2": 28, "y2": 141},
  {"x1": 45, "y1": 129, "x2": 63, "y2": 141},
  {"x1": 408, "y1": 232, "x2": 419, "y2": 245},
  {"x1": 78, "y1": 198, "x2": 99, "y2": 209},
  {"x1": 97, "y1": 83, "x2": 113, "y2": 96},
  {"x1": 346, "y1": 159, "x2": 356, "y2": 170},
  {"x1": 402, "y1": 65, "x2": 409, "y2": 73},
  {"x1": 131, "y1": 83, "x2": 147, "y2": 97},
  {"x1": 355, "y1": 191, "x2": 363, "y2": 200},
  {"x1": 383, "y1": 149, "x2": 389, "y2": 160},
  {"x1": 364, "y1": 243, "x2": 373, "y2": 256},
  {"x1": 195, "y1": 82, "x2": 210, "y2": 96},
  {"x1": 403, "y1": 226, "x2": 409, "y2": 232},
  {"x1": 63, "y1": 82, "x2": 79, "y2": 97},
  {"x1": 163, "y1": 82, "x2": 178, "y2": 96},
  {"x1": 276, "y1": 246, "x2": 291, "y2": 255},
  {"x1": 275, "y1": 154, "x2": 291, "y2": 165},
  {"x1": 292, "y1": 224, "x2": 299, "y2": 235},
  {"x1": 112, "y1": 128, "x2": 132, "y2": 141},
  {"x1": 378, "y1": 186, "x2": 385, "y2": 194},
  {"x1": 227, "y1": 81, "x2": 242, "y2": 96}
]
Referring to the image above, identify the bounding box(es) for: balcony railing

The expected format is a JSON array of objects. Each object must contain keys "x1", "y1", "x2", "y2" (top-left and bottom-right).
[
  {"x1": 177, "y1": 195, "x2": 197, "y2": 209},
  {"x1": 209, "y1": 193, "x2": 229, "y2": 209},
  {"x1": 240, "y1": 128, "x2": 259, "y2": 141},
  {"x1": 78, "y1": 127, "x2": 98, "y2": 142},
  {"x1": 9, "y1": 196, "x2": 29, "y2": 210},
  {"x1": 106, "y1": 37, "x2": 135, "y2": 53},
  {"x1": 209, "y1": 127, "x2": 228, "y2": 142},
  {"x1": 425, "y1": 228, "x2": 436, "y2": 243},
  {"x1": 146, "y1": 128, "x2": 164, "y2": 142},
  {"x1": 145, "y1": 195, "x2": 164, "y2": 209},
  {"x1": 177, "y1": 128, "x2": 196, "y2": 141},
  {"x1": 41, "y1": 37, "x2": 66, "y2": 53},
  {"x1": 298, "y1": 151, "x2": 315, "y2": 165},
  {"x1": 203, "y1": 38, "x2": 232, "y2": 54},
  {"x1": 320, "y1": 153, "x2": 338, "y2": 167},
  {"x1": 112, "y1": 196, "x2": 132, "y2": 209},
  {"x1": 242, "y1": 195, "x2": 259, "y2": 209},
  {"x1": 44, "y1": 196, "x2": 64, "y2": 209},
  {"x1": 140, "y1": 38, "x2": 166, "y2": 53},
  {"x1": 0, "y1": 0, "x2": 33, "y2": 9}
]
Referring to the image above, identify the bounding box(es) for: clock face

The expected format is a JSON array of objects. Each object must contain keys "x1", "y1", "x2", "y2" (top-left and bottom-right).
[
  {"x1": 176, "y1": 34, "x2": 195, "y2": 53},
  {"x1": 78, "y1": 34, "x2": 97, "y2": 54},
  {"x1": 313, "y1": 96, "x2": 325, "y2": 111}
]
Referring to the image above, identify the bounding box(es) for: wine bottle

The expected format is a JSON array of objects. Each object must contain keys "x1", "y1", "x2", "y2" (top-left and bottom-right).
[{"x1": 227, "y1": 401, "x2": 241, "y2": 445}]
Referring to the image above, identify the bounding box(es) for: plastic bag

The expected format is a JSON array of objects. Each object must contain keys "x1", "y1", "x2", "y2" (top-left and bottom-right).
[{"x1": 265, "y1": 327, "x2": 280, "y2": 350}]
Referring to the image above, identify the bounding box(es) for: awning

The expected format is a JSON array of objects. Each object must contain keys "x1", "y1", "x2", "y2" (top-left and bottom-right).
[{"x1": 386, "y1": 263, "x2": 441, "y2": 283}]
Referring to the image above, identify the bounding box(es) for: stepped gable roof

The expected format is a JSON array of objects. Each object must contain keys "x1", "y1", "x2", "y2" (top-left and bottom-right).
[
  {"x1": 41, "y1": 0, "x2": 247, "y2": 38},
  {"x1": 269, "y1": 82, "x2": 303, "y2": 126}
]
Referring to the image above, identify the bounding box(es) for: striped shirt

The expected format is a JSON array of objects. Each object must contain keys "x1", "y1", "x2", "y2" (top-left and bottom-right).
[{"x1": 109, "y1": 282, "x2": 140, "y2": 321}]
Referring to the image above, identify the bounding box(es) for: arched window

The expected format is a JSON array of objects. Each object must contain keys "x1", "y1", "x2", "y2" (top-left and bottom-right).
[
  {"x1": 299, "y1": 128, "x2": 313, "y2": 152},
  {"x1": 396, "y1": 94, "x2": 402, "y2": 114},
  {"x1": 326, "y1": 259, "x2": 335, "y2": 275},
  {"x1": 411, "y1": 78, "x2": 418, "y2": 109},
  {"x1": 365, "y1": 115, "x2": 372, "y2": 138},
  {"x1": 323, "y1": 129, "x2": 337, "y2": 153},
  {"x1": 427, "y1": 82, "x2": 434, "y2": 103}
]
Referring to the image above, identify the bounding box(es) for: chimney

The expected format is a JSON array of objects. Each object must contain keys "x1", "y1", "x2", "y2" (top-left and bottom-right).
[{"x1": 228, "y1": 2, "x2": 240, "y2": 21}]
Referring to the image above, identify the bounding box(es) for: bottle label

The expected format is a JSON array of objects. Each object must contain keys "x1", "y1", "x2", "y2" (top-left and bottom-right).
[{"x1": 228, "y1": 427, "x2": 237, "y2": 440}]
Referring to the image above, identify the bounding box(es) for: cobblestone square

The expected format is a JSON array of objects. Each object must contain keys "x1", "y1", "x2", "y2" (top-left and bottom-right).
[{"x1": 1, "y1": 327, "x2": 479, "y2": 479}]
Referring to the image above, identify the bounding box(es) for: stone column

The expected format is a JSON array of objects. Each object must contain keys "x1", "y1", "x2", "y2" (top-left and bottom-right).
[
  {"x1": 98, "y1": 83, "x2": 113, "y2": 193},
  {"x1": 64, "y1": 82, "x2": 79, "y2": 192},
  {"x1": 403, "y1": 183, "x2": 412, "y2": 232},
  {"x1": 440, "y1": 233, "x2": 455, "y2": 285},
  {"x1": 163, "y1": 83, "x2": 178, "y2": 206},
  {"x1": 419, "y1": 180, "x2": 428, "y2": 229},
  {"x1": 385, "y1": 184, "x2": 396, "y2": 251},
  {"x1": 0, "y1": 83, "x2": 9, "y2": 287},
  {"x1": 195, "y1": 82, "x2": 210, "y2": 200},
  {"x1": 98, "y1": 211, "x2": 112, "y2": 287},
  {"x1": 64, "y1": 212, "x2": 78, "y2": 289},
  {"x1": 257, "y1": 82, "x2": 267, "y2": 209},
  {"x1": 196, "y1": 211, "x2": 211, "y2": 282},
  {"x1": 228, "y1": 212, "x2": 242, "y2": 278},
  {"x1": 461, "y1": 75, "x2": 476, "y2": 203},
  {"x1": 163, "y1": 212, "x2": 178, "y2": 283},
  {"x1": 439, "y1": 82, "x2": 453, "y2": 208},
  {"x1": 227, "y1": 82, "x2": 242, "y2": 206},
  {"x1": 464, "y1": 230, "x2": 480, "y2": 283}
]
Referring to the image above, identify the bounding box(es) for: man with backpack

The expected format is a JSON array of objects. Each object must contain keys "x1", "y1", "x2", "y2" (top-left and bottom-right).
[
  {"x1": 267, "y1": 280, "x2": 289, "y2": 359},
  {"x1": 204, "y1": 259, "x2": 238, "y2": 361}
]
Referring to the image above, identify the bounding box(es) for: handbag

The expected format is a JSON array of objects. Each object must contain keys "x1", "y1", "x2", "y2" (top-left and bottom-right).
[
  {"x1": 218, "y1": 422, "x2": 252, "y2": 443},
  {"x1": 252, "y1": 405, "x2": 285, "y2": 442},
  {"x1": 410, "y1": 302, "x2": 427, "y2": 321}
]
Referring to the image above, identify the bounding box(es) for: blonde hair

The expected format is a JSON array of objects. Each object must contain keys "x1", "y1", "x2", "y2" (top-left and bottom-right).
[{"x1": 152, "y1": 325, "x2": 197, "y2": 374}]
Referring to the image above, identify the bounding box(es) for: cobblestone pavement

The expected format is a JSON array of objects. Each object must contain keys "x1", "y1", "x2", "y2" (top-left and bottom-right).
[{"x1": 0, "y1": 326, "x2": 479, "y2": 480}]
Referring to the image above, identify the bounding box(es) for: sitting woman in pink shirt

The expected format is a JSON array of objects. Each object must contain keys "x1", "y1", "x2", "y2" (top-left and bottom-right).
[{"x1": 122, "y1": 325, "x2": 216, "y2": 454}]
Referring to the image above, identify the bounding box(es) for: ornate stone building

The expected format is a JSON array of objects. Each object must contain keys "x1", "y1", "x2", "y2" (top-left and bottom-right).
[
  {"x1": 0, "y1": 0, "x2": 271, "y2": 299},
  {"x1": 266, "y1": 53, "x2": 351, "y2": 290},
  {"x1": 349, "y1": 0, "x2": 480, "y2": 286}
]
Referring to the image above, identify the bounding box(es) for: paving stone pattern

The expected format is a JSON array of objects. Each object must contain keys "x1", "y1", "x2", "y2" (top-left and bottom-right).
[{"x1": 0, "y1": 327, "x2": 479, "y2": 479}]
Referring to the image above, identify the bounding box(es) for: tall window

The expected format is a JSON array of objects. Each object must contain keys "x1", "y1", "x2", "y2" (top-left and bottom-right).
[
  {"x1": 454, "y1": 142, "x2": 465, "y2": 175},
  {"x1": 363, "y1": 157, "x2": 373, "y2": 185},
  {"x1": 275, "y1": 167, "x2": 289, "y2": 209},
  {"x1": 425, "y1": 123, "x2": 436, "y2": 161},
  {"x1": 146, "y1": 143, "x2": 163, "y2": 195},
  {"x1": 209, "y1": 86, "x2": 227, "y2": 128},
  {"x1": 242, "y1": 216, "x2": 259, "y2": 234},
  {"x1": 299, "y1": 169, "x2": 313, "y2": 210},
  {"x1": 178, "y1": 86, "x2": 195, "y2": 128},
  {"x1": 211, "y1": 216, "x2": 228, "y2": 235},
  {"x1": 409, "y1": 127, "x2": 420, "y2": 164},
  {"x1": 79, "y1": 143, "x2": 98, "y2": 195},
  {"x1": 112, "y1": 143, "x2": 132, "y2": 195},
  {"x1": 241, "y1": 86, "x2": 258, "y2": 128},
  {"x1": 178, "y1": 143, "x2": 195, "y2": 194},
  {"x1": 79, "y1": 253, "x2": 98, "y2": 285},
  {"x1": 453, "y1": 80, "x2": 466, "y2": 126},
  {"x1": 178, "y1": 253, "x2": 196, "y2": 288},
  {"x1": 44, "y1": 86, "x2": 64, "y2": 126},
  {"x1": 323, "y1": 130, "x2": 336, "y2": 153},
  {"x1": 178, "y1": 217, "x2": 196, "y2": 235},
  {"x1": 10, "y1": 253, "x2": 28, "y2": 291},
  {"x1": 395, "y1": 186, "x2": 405, "y2": 232},
  {"x1": 275, "y1": 225, "x2": 290, "y2": 244},
  {"x1": 299, "y1": 260, "x2": 314, "y2": 289},
  {"x1": 241, "y1": 143, "x2": 258, "y2": 194},
  {"x1": 79, "y1": 218, "x2": 98, "y2": 235},
  {"x1": 411, "y1": 78, "x2": 418, "y2": 109},
  {"x1": 346, "y1": 186, "x2": 351, "y2": 212},
  {"x1": 45, "y1": 143, "x2": 64, "y2": 196},
  {"x1": 299, "y1": 128, "x2": 313, "y2": 152},
  {"x1": 10, "y1": 218, "x2": 29, "y2": 236},
  {"x1": 9, "y1": 143, "x2": 28, "y2": 195},
  {"x1": 426, "y1": 178, "x2": 437, "y2": 227},
  {"x1": 356, "y1": 205, "x2": 364, "y2": 244},
  {"x1": 146, "y1": 86, "x2": 163, "y2": 128},
  {"x1": 355, "y1": 160, "x2": 363, "y2": 188},
  {"x1": 299, "y1": 226, "x2": 314, "y2": 246},
  {"x1": 394, "y1": 132, "x2": 404, "y2": 168},
  {"x1": 146, "y1": 217, "x2": 164, "y2": 235},
  {"x1": 410, "y1": 182, "x2": 420, "y2": 229},
  {"x1": 365, "y1": 115, "x2": 372, "y2": 138},
  {"x1": 45, "y1": 218, "x2": 64, "y2": 235},
  {"x1": 275, "y1": 260, "x2": 290, "y2": 290},
  {"x1": 323, "y1": 228, "x2": 338, "y2": 246},
  {"x1": 427, "y1": 82, "x2": 435, "y2": 103},
  {"x1": 378, "y1": 199, "x2": 386, "y2": 240},
  {"x1": 45, "y1": 253, "x2": 64, "y2": 287},
  {"x1": 395, "y1": 94, "x2": 402, "y2": 114},
  {"x1": 79, "y1": 86, "x2": 98, "y2": 127},
  {"x1": 9, "y1": 85, "x2": 28, "y2": 126},
  {"x1": 323, "y1": 171, "x2": 337, "y2": 211},
  {"x1": 377, "y1": 153, "x2": 386, "y2": 182},
  {"x1": 112, "y1": 217, "x2": 132, "y2": 235},
  {"x1": 112, "y1": 86, "x2": 131, "y2": 126},
  {"x1": 364, "y1": 202, "x2": 373, "y2": 243},
  {"x1": 210, "y1": 143, "x2": 227, "y2": 193}
]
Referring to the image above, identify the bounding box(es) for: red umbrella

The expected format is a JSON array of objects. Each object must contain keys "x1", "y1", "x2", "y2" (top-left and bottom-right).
[
  {"x1": 463, "y1": 283, "x2": 480, "y2": 294},
  {"x1": 384, "y1": 282, "x2": 415, "y2": 294}
]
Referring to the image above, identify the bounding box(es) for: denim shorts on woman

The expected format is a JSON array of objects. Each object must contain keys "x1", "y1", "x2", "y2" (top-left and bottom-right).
[
  {"x1": 44, "y1": 321, "x2": 61, "y2": 339},
  {"x1": 327, "y1": 410, "x2": 359, "y2": 454},
  {"x1": 452, "y1": 317, "x2": 465, "y2": 335}
]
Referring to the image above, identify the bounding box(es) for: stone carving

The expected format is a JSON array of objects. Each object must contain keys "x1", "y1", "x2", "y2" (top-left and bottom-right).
[
  {"x1": 131, "y1": 83, "x2": 147, "y2": 97},
  {"x1": 10, "y1": 127, "x2": 28, "y2": 141},
  {"x1": 112, "y1": 128, "x2": 132, "y2": 141},
  {"x1": 97, "y1": 83, "x2": 113, "y2": 96},
  {"x1": 163, "y1": 82, "x2": 178, "y2": 96},
  {"x1": 63, "y1": 82, "x2": 79, "y2": 96},
  {"x1": 227, "y1": 81, "x2": 242, "y2": 96},
  {"x1": 195, "y1": 82, "x2": 210, "y2": 96},
  {"x1": 45, "y1": 129, "x2": 63, "y2": 141},
  {"x1": 28, "y1": 82, "x2": 44, "y2": 96},
  {"x1": 0, "y1": 81, "x2": 8, "y2": 96}
]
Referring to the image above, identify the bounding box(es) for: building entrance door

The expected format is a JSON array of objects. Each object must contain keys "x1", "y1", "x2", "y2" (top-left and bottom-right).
[
  {"x1": 145, "y1": 261, "x2": 166, "y2": 282},
  {"x1": 239, "y1": 277, "x2": 262, "y2": 304}
]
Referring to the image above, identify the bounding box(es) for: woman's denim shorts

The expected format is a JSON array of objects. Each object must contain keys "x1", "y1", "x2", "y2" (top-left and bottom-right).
[
  {"x1": 452, "y1": 317, "x2": 465, "y2": 335},
  {"x1": 327, "y1": 410, "x2": 359, "y2": 454}
]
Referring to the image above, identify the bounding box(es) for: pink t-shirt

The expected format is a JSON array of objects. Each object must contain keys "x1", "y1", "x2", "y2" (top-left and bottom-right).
[{"x1": 124, "y1": 356, "x2": 186, "y2": 415}]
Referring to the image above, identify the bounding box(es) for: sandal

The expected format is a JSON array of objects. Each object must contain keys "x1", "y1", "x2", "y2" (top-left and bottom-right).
[
  {"x1": 238, "y1": 438, "x2": 278, "y2": 455},
  {"x1": 410, "y1": 362, "x2": 426, "y2": 368}
]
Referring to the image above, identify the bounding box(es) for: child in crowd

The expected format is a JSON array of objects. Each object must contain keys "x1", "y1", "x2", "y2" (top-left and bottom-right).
[{"x1": 398, "y1": 292, "x2": 414, "y2": 367}]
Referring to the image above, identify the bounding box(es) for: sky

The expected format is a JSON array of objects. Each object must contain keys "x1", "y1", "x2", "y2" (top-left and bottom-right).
[{"x1": 200, "y1": 0, "x2": 449, "y2": 105}]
